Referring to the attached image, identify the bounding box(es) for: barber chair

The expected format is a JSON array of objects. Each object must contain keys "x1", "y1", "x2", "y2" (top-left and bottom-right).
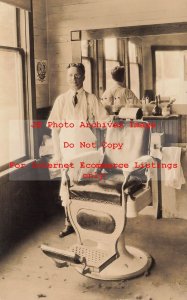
[{"x1": 41, "y1": 115, "x2": 153, "y2": 280}]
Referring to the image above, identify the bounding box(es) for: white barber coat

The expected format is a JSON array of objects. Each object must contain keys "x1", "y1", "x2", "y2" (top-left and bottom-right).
[
  {"x1": 48, "y1": 88, "x2": 108, "y2": 123},
  {"x1": 47, "y1": 88, "x2": 108, "y2": 206}
]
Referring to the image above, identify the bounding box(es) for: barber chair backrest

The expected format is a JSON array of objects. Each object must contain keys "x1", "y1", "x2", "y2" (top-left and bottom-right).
[{"x1": 103, "y1": 120, "x2": 151, "y2": 173}]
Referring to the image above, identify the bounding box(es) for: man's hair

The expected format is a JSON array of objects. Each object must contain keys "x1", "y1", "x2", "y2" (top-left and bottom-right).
[
  {"x1": 111, "y1": 66, "x2": 125, "y2": 83},
  {"x1": 67, "y1": 63, "x2": 85, "y2": 76}
]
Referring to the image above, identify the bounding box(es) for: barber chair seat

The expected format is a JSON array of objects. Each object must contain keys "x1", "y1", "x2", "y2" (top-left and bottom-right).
[{"x1": 41, "y1": 118, "x2": 153, "y2": 280}]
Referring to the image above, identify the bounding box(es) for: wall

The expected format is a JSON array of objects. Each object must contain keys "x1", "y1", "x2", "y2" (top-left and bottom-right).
[
  {"x1": 33, "y1": 0, "x2": 49, "y2": 108},
  {"x1": 0, "y1": 166, "x2": 60, "y2": 256},
  {"x1": 46, "y1": 0, "x2": 187, "y2": 103}
]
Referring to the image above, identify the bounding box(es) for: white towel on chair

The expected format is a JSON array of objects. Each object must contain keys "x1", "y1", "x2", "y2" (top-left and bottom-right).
[{"x1": 162, "y1": 147, "x2": 185, "y2": 189}]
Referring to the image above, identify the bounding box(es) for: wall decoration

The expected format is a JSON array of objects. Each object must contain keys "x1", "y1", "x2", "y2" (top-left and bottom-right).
[
  {"x1": 71, "y1": 30, "x2": 81, "y2": 41},
  {"x1": 35, "y1": 59, "x2": 48, "y2": 84}
]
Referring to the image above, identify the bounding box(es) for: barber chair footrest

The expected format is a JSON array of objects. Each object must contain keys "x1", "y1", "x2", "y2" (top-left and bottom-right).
[
  {"x1": 75, "y1": 245, "x2": 152, "y2": 280},
  {"x1": 69, "y1": 244, "x2": 116, "y2": 273}
]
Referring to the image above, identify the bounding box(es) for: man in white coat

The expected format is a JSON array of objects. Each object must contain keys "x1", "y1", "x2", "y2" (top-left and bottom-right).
[{"x1": 47, "y1": 62, "x2": 108, "y2": 237}]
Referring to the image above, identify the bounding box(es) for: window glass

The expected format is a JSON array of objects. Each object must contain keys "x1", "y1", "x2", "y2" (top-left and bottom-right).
[
  {"x1": 104, "y1": 38, "x2": 117, "y2": 60},
  {"x1": 82, "y1": 57, "x2": 92, "y2": 93},
  {"x1": 129, "y1": 63, "x2": 140, "y2": 99},
  {"x1": 81, "y1": 40, "x2": 89, "y2": 57},
  {"x1": 0, "y1": 49, "x2": 26, "y2": 165},
  {"x1": 128, "y1": 41, "x2": 137, "y2": 63},
  {"x1": 0, "y1": 3, "x2": 30, "y2": 170},
  {"x1": 0, "y1": 2, "x2": 17, "y2": 47}
]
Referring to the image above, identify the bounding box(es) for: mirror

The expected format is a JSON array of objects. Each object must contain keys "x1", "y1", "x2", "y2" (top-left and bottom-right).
[
  {"x1": 72, "y1": 23, "x2": 187, "y2": 105},
  {"x1": 153, "y1": 46, "x2": 187, "y2": 104}
]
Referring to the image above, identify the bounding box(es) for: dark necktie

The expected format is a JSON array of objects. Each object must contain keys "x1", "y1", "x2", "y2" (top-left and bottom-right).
[{"x1": 73, "y1": 92, "x2": 78, "y2": 107}]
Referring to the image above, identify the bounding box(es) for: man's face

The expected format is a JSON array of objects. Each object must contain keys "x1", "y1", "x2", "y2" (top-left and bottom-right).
[{"x1": 67, "y1": 67, "x2": 85, "y2": 90}]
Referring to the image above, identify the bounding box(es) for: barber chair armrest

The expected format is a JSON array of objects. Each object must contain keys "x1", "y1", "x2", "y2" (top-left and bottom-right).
[
  {"x1": 122, "y1": 155, "x2": 153, "y2": 195},
  {"x1": 126, "y1": 155, "x2": 153, "y2": 173}
]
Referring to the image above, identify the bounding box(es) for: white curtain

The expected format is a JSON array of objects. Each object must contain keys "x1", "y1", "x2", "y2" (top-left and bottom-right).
[{"x1": 0, "y1": 0, "x2": 31, "y2": 11}]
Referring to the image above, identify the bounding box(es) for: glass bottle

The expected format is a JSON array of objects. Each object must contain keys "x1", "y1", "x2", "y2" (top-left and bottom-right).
[
  {"x1": 142, "y1": 96, "x2": 149, "y2": 116},
  {"x1": 152, "y1": 95, "x2": 162, "y2": 116}
]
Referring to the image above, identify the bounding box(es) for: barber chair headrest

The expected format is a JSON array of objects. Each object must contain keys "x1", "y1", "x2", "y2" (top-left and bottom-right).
[{"x1": 118, "y1": 107, "x2": 143, "y2": 120}]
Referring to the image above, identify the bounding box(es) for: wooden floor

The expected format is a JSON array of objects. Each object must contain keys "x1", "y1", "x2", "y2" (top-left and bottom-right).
[{"x1": 0, "y1": 211, "x2": 187, "y2": 300}]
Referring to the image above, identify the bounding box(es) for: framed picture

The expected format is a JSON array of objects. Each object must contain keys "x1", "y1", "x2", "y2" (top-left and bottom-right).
[
  {"x1": 35, "y1": 59, "x2": 48, "y2": 84},
  {"x1": 71, "y1": 30, "x2": 81, "y2": 41}
]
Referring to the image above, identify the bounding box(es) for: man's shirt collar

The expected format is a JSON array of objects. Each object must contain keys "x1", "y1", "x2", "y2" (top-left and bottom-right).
[{"x1": 70, "y1": 87, "x2": 84, "y2": 96}]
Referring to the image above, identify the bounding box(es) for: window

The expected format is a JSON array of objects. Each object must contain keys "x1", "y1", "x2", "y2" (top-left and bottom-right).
[
  {"x1": 0, "y1": 2, "x2": 31, "y2": 170},
  {"x1": 128, "y1": 40, "x2": 140, "y2": 99},
  {"x1": 104, "y1": 38, "x2": 121, "y2": 89},
  {"x1": 81, "y1": 40, "x2": 92, "y2": 93},
  {"x1": 154, "y1": 47, "x2": 187, "y2": 104},
  {"x1": 81, "y1": 40, "x2": 89, "y2": 58},
  {"x1": 82, "y1": 57, "x2": 92, "y2": 93},
  {"x1": 104, "y1": 38, "x2": 118, "y2": 61}
]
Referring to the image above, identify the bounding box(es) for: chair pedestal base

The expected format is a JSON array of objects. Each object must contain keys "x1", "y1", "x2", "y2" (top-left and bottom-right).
[{"x1": 75, "y1": 245, "x2": 152, "y2": 281}]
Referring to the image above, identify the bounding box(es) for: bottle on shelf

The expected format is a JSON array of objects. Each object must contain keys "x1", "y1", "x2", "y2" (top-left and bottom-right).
[
  {"x1": 142, "y1": 96, "x2": 149, "y2": 116},
  {"x1": 152, "y1": 95, "x2": 162, "y2": 116}
]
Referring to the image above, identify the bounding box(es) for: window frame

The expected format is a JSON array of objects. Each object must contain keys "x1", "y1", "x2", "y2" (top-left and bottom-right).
[{"x1": 0, "y1": 5, "x2": 35, "y2": 172}]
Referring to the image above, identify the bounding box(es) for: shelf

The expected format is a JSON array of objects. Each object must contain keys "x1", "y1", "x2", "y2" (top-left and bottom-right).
[{"x1": 143, "y1": 114, "x2": 180, "y2": 119}]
